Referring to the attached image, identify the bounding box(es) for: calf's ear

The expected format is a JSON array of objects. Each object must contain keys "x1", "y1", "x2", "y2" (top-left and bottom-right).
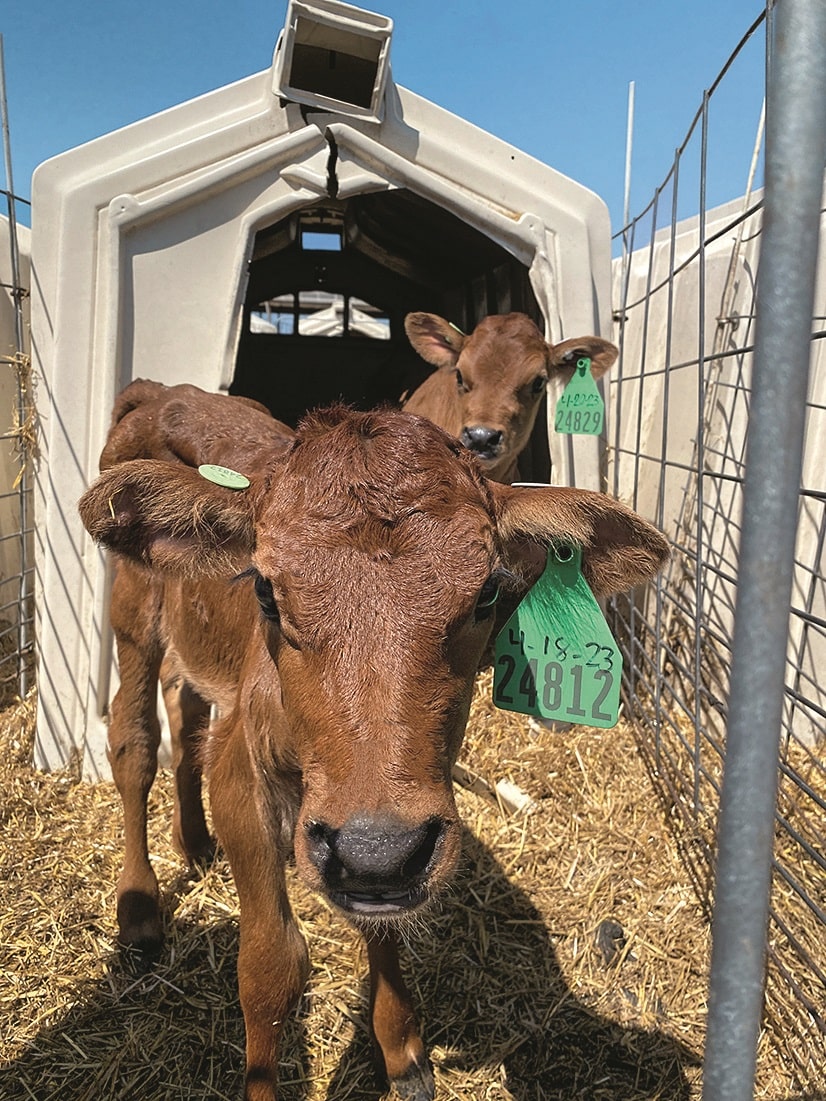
[
  {"x1": 492, "y1": 483, "x2": 669, "y2": 597},
  {"x1": 79, "y1": 459, "x2": 257, "y2": 577},
  {"x1": 549, "y1": 336, "x2": 618, "y2": 383},
  {"x1": 404, "y1": 312, "x2": 467, "y2": 370}
]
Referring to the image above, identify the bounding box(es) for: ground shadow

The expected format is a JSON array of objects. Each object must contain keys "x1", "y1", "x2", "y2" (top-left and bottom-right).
[
  {"x1": 0, "y1": 866, "x2": 312, "y2": 1101},
  {"x1": 327, "y1": 827, "x2": 700, "y2": 1101},
  {"x1": 4, "y1": 826, "x2": 700, "y2": 1101},
  {"x1": 6, "y1": 821, "x2": 818, "y2": 1100}
]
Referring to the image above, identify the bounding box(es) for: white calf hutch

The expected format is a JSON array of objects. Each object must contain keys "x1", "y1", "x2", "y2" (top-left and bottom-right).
[{"x1": 31, "y1": 0, "x2": 615, "y2": 778}]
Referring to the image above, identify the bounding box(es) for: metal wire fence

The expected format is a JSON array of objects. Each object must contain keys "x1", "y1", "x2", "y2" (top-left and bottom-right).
[
  {"x1": 609, "y1": 2, "x2": 826, "y2": 1094},
  {"x1": 1, "y1": 38, "x2": 34, "y2": 710},
  {"x1": 0, "y1": 352, "x2": 34, "y2": 711},
  {"x1": 0, "y1": 208, "x2": 33, "y2": 711},
  {"x1": 0, "y1": 308, "x2": 34, "y2": 708}
]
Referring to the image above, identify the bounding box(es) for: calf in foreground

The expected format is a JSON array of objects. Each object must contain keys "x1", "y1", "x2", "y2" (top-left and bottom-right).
[
  {"x1": 403, "y1": 312, "x2": 618, "y2": 483},
  {"x1": 79, "y1": 401, "x2": 668, "y2": 1101}
]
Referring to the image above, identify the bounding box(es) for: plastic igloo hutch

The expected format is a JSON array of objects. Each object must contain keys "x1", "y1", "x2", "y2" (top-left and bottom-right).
[{"x1": 31, "y1": 0, "x2": 614, "y2": 778}]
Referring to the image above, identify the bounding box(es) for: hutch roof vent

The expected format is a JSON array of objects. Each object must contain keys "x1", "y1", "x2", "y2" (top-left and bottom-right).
[{"x1": 272, "y1": 0, "x2": 393, "y2": 122}]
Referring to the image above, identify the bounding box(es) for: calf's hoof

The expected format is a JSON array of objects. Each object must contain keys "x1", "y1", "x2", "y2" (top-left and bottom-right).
[
  {"x1": 191, "y1": 836, "x2": 217, "y2": 868},
  {"x1": 117, "y1": 889, "x2": 164, "y2": 960},
  {"x1": 173, "y1": 822, "x2": 216, "y2": 867},
  {"x1": 389, "y1": 1056, "x2": 435, "y2": 1101}
]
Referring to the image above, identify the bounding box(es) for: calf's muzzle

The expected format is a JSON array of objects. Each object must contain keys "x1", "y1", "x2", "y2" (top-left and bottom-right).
[
  {"x1": 460, "y1": 425, "x2": 504, "y2": 460},
  {"x1": 306, "y1": 813, "x2": 448, "y2": 917}
]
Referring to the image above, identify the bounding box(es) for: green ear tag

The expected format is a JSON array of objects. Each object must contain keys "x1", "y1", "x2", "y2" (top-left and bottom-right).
[
  {"x1": 493, "y1": 543, "x2": 621, "y2": 728},
  {"x1": 198, "y1": 464, "x2": 250, "y2": 490},
  {"x1": 554, "y1": 357, "x2": 605, "y2": 435}
]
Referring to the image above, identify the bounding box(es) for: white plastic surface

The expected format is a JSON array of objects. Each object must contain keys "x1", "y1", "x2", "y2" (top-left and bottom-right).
[{"x1": 272, "y1": 0, "x2": 394, "y2": 122}]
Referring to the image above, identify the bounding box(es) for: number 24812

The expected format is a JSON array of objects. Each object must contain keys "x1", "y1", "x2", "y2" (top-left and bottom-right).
[{"x1": 495, "y1": 655, "x2": 615, "y2": 721}]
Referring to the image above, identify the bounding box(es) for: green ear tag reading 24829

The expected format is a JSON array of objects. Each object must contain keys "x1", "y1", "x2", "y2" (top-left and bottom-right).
[
  {"x1": 493, "y1": 543, "x2": 621, "y2": 728},
  {"x1": 554, "y1": 356, "x2": 605, "y2": 435}
]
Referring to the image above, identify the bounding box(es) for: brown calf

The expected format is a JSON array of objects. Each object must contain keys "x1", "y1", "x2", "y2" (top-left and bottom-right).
[
  {"x1": 403, "y1": 312, "x2": 617, "y2": 483},
  {"x1": 79, "y1": 398, "x2": 668, "y2": 1101},
  {"x1": 95, "y1": 379, "x2": 296, "y2": 900},
  {"x1": 99, "y1": 378, "x2": 295, "y2": 471}
]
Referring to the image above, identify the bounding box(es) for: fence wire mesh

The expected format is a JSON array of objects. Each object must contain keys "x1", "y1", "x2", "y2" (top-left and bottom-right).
[
  {"x1": 1, "y1": 34, "x2": 34, "y2": 709},
  {"x1": 0, "y1": 370, "x2": 34, "y2": 705},
  {"x1": 0, "y1": 211, "x2": 33, "y2": 710},
  {"x1": 610, "y1": 2, "x2": 825, "y2": 1091}
]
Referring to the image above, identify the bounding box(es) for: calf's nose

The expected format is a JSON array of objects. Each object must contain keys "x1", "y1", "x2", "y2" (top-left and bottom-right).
[
  {"x1": 460, "y1": 425, "x2": 504, "y2": 457},
  {"x1": 306, "y1": 813, "x2": 445, "y2": 894}
]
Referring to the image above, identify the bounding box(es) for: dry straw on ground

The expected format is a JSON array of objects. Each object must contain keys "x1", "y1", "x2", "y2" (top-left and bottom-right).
[{"x1": 0, "y1": 679, "x2": 817, "y2": 1100}]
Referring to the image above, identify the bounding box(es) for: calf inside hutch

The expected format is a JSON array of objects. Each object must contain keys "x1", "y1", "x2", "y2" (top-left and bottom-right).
[{"x1": 230, "y1": 189, "x2": 552, "y2": 480}]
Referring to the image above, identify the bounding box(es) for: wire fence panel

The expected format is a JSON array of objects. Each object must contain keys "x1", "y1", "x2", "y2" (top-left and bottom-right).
[
  {"x1": 2, "y1": 32, "x2": 34, "y2": 709},
  {"x1": 610, "y1": 3, "x2": 826, "y2": 1092},
  {"x1": 0, "y1": 206, "x2": 33, "y2": 711}
]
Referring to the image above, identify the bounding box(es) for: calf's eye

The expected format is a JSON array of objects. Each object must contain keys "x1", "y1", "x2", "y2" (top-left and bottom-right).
[
  {"x1": 531, "y1": 374, "x2": 547, "y2": 394},
  {"x1": 253, "y1": 572, "x2": 280, "y2": 625},
  {"x1": 475, "y1": 576, "x2": 500, "y2": 620},
  {"x1": 455, "y1": 369, "x2": 468, "y2": 393}
]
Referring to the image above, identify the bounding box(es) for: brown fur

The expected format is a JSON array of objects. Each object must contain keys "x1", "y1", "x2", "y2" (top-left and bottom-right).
[
  {"x1": 79, "y1": 391, "x2": 668, "y2": 1101},
  {"x1": 100, "y1": 378, "x2": 294, "y2": 472},
  {"x1": 403, "y1": 312, "x2": 617, "y2": 484}
]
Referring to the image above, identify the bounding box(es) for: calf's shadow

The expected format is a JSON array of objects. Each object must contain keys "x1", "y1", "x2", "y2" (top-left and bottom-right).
[
  {"x1": 3, "y1": 828, "x2": 704, "y2": 1100},
  {"x1": 326, "y1": 827, "x2": 699, "y2": 1101}
]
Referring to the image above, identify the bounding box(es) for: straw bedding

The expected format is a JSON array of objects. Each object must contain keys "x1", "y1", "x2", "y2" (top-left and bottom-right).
[{"x1": 0, "y1": 679, "x2": 816, "y2": 1100}]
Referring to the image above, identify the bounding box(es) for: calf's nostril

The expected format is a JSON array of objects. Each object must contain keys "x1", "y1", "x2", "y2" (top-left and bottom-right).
[
  {"x1": 306, "y1": 820, "x2": 337, "y2": 866},
  {"x1": 401, "y1": 818, "x2": 443, "y2": 880},
  {"x1": 307, "y1": 820, "x2": 334, "y2": 847}
]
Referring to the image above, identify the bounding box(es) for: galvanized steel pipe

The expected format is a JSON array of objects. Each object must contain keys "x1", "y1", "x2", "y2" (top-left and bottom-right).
[{"x1": 702, "y1": 1, "x2": 826, "y2": 1098}]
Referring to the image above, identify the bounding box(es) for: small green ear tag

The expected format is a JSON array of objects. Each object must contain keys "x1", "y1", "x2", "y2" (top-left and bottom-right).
[
  {"x1": 554, "y1": 357, "x2": 605, "y2": 435},
  {"x1": 198, "y1": 464, "x2": 250, "y2": 490},
  {"x1": 493, "y1": 543, "x2": 621, "y2": 728}
]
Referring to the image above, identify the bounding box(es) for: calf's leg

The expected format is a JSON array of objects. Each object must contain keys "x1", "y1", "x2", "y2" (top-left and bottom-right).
[
  {"x1": 209, "y1": 734, "x2": 310, "y2": 1101},
  {"x1": 366, "y1": 928, "x2": 435, "y2": 1101},
  {"x1": 160, "y1": 658, "x2": 213, "y2": 864},
  {"x1": 108, "y1": 570, "x2": 165, "y2": 951}
]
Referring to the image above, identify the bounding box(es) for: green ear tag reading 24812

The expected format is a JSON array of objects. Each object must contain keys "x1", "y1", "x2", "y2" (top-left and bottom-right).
[
  {"x1": 493, "y1": 543, "x2": 621, "y2": 728},
  {"x1": 554, "y1": 356, "x2": 605, "y2": 435}
]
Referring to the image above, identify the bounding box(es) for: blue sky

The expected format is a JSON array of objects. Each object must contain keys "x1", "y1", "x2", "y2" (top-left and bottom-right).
[{"x1": 2, "y1": 1, "x2": 766, "y2": 238}]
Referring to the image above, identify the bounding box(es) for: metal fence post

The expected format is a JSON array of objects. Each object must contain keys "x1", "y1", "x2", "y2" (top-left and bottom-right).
[{"x1": 702, "y1": 1, "x2": 826, "y2": 1098}]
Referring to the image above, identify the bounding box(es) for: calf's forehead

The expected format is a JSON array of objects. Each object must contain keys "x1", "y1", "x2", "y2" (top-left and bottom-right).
[
  {"x1": 259, "y1": 507, "x2": 497, "y2": 605},
  {"x1": 463, "y1": 314, "x2": 549, "y2": 380},
  {"x1": 253, "y1": 408, "x2": 499, "y2": 589}
]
